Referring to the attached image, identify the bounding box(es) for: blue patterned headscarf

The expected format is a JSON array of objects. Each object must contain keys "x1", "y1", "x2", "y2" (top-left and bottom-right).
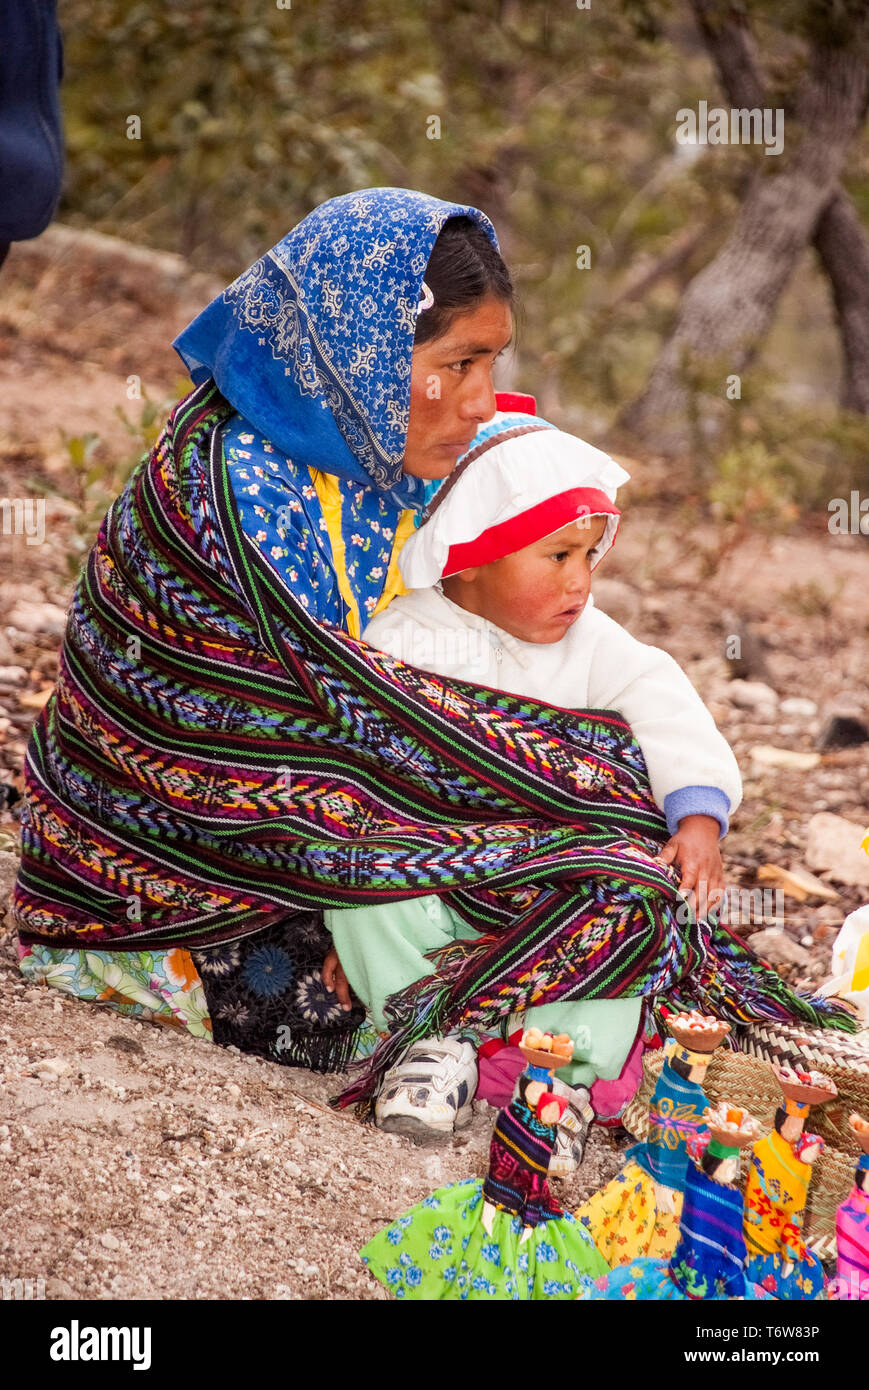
[{"x1": 173, "y1": 188, "x2": 499, "y2": 490}]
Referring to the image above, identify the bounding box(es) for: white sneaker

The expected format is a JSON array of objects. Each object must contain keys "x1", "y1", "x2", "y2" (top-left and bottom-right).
[
  {"x1": 548, "y1": 1080, "x2": 594, "y2": 1177},
  {"x1": 375, "y1": 1036, "x2": 478, "y2": 1142}
]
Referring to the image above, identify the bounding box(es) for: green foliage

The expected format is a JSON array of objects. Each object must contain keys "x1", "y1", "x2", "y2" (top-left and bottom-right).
[
  {"x1": 55, "y1": 0, "x2": 869, "y2": 505},
  {"x1": 57, "y1": 391, "x2": 176, "y2": 578}
]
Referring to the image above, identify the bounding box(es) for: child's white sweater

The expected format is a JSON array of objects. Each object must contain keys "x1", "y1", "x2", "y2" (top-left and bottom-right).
[{"x1": 363, "y1": 586, "x2": 742, "y2": 836}]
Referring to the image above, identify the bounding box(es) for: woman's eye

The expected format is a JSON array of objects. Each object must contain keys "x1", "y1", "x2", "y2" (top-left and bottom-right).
[
  {"x1": 447, "y1": 359, "x2": 472, "y2": 373},
  {"x1": 551, "y1": 551, "x2": 568, "y2": 562}
]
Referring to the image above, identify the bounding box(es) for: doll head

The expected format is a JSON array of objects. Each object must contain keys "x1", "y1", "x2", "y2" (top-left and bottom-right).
[
  {"x1": 665, "y1": 1012, "x2": 730, "y2": 1083},
  {"x1": 692, "y1": 1102, "x2": 762, "y2": 1184},
  {"x1": 773, "y1": 1101, "x2": 808, "y2": 1147}
]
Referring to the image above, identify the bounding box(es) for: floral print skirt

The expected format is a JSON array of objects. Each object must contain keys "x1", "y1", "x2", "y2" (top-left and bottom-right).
[
  {"x1": 17, "y1": 911, "x2": 373, "y2": 1070},
  {"x1": 575, "y1": 1159, "x2": 682, "y2": 1266},
  {"x1": 360, "y1": 1178, "x2": 607, "y2": 1301}
]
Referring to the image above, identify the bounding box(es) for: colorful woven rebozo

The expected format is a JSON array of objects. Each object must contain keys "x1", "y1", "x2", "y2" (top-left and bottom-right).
[{"x1": 12, "y1": 380, "x2": 856, "y2": 1086}]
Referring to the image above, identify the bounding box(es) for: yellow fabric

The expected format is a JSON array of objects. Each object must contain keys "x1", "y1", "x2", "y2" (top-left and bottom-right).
[
  {"x1": 575, "y1": 1159, "x2": 682, "y2": 1267},
  {"x1": 743, "y1": 1128, "x2": 811, "y2": 1261},
  {"x1": 371, "y1": 506, "x2": 416, "y2": 620},
  {"x1": 310, "y1": 469, "x2": 415, "y2": 639},
  {"x1": 852, "y1": 926, "x2": 869, "y2": 993},
  {"x1": 311, "y1": 469, "x2": 361, "y2": 637}
]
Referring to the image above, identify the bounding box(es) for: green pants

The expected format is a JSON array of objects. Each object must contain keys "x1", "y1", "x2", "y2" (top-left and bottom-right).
[{"x1": 325, "y1": 894, "x2": 641, "y2": 1089}]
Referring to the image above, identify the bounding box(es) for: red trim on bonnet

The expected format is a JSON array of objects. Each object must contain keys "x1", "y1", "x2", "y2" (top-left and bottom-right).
[
  {"x1": 495, "y1": 392, "x2": 537, "y2": 415},
  {"x1": 442, "y1": 487, "x2": 620, "y2": 577}
]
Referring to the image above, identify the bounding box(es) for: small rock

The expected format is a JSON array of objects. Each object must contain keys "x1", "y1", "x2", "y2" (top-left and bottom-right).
[
  {"x1": 815, "y1": 714, "x2": 869, "y2": 751},
  {"x1": 106, "y1": 1034, "x2": 144, "y2": 1055},
  {"x1": 780, "y1": 698, "x2": 817, "y2": 718},
  {"x1": 720, "y1": 615, "x2": 772, "y2": 682},
  {"x1": 7, "y1": 600, "x2": 68, "y2": 637},
  {"x1": 100, "y1": 1232, "x2": 120, "y2": 1251},
  {"x1": 227, "y1": 1083, "x2": 241, "y2": 1098},
  {"x1": 815, "y1": 903, "x2": 843, "y2": 925},
  {"x1": 0, "y1": 666, "x2": 28, "y2": 685},
  {"x1": 32, "y1": 1057, "x2": 70, "y2": 1079},
  {"x1": 805, "y1": 812, "x2": 869, "y2": 887},
  {"x1": 750, "y1": 744, "x2": 820, "y2": 772},
  {"x1": 747, "y1": 929, "x2": 812, "y2": 969},
  {"x1": 727, "y1": 679, "x2": 778, "y2": 712},
  {"x1": 813, "y1": 922, "x2": 837, "y2": 945},
  {"x1": 284, "y1": 1160, "x2": 302, "y2": 1179},
  {"x1": 44, "y1": 1277, "x2": 76, "y2": 1299}
]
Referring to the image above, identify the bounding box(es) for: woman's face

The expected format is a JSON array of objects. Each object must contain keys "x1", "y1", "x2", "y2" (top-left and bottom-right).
[{"x1": 403, "y1": 294, "x2": 513, "y2": 480}]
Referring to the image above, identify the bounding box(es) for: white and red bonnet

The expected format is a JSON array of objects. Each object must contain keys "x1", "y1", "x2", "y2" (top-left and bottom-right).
[{"x1": 399, "y1": 396, "x2": 631, "y2": 589}]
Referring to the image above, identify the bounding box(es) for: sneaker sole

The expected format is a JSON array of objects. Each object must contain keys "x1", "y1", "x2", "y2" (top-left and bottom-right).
[{"x1": 377, "y1": 1106, "x2": 474, "y2": 1145}]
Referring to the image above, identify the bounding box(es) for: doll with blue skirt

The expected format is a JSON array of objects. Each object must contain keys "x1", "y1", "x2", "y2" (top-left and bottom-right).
[
  {"x1": 576, "y1": 1011, "x2": 730, "y2": 1265},
  {"x1": 582, "y1": 1101, "x2": 764, "y2": 1300}
]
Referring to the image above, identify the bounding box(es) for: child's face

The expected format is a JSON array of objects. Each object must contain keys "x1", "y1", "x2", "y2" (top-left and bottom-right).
[{"x1": 443, "y1": 514, "x2": 608, "y2": 644}]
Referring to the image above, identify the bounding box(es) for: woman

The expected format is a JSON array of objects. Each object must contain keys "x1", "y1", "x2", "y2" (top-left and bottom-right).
[
  {"x1": 13, "y1": 187, "x2": 852, "y2": 1087},
  {"x1": 15, "y1": 187, "x2": 509, "y2": 1059}
]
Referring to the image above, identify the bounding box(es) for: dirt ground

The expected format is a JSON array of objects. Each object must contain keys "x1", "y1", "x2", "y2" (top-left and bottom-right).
[{"x1": 0, "y1": 228, "x2": 867, "y2": 1301}]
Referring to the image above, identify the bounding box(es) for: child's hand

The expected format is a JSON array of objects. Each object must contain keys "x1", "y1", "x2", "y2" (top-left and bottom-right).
[
  {"x1": 322, "y1": 947, "x2": 353, "y2": 1011},
  {"x1": 654, "y1": 814, "x2": 725, "y2": 919}
]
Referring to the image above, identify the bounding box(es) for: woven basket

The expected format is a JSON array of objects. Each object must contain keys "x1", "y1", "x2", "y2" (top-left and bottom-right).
[{"x1": 620, "y1": 1022, "x2": 869, "y2": 1262}]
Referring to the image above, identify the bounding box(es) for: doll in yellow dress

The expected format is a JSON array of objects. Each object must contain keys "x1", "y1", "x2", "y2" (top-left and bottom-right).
[
  {"x1": 743, "y1": 1063, "x2": 835, "y2": 1300},
  {"x1": 576, "y1": 1012, "x2": 729, "y2": 1266}
]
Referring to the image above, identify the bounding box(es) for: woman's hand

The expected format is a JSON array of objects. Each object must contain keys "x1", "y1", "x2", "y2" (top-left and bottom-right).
[
  {"x1": 655, "y1": 814, "x2": 725, "y2": 919},
  {"x1": 322, "y1": 946, "x2": 353, "y2": 1011}
]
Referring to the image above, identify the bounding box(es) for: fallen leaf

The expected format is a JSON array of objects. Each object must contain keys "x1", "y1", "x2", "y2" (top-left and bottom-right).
[
  {"x1": 757, "y1": 863, "x2": 840, "y2": 903},
  {"x1": 18, "y1": 688, "x2": 53, "y2": 710},
  {"x1": 749, "y1": 744, "x2": 821, "y2": 771}
]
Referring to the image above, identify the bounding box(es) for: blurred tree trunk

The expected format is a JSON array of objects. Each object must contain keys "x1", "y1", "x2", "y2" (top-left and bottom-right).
[
  {"x1": 814, "y1": 189, "x2": 869, "y2": 413},
  {"x1": 687, "y1": 0, "x2": 869, "y2": 417},
  {"x1": 621, "y1": 8, "x2": 869, "y2": 445}
]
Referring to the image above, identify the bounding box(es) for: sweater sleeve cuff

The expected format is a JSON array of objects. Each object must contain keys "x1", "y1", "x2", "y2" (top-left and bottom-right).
[{"x1": 663, "y1": 786, "x2": 731, "y2": 838}]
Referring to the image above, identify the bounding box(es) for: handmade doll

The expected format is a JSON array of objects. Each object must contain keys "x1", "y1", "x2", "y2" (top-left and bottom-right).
[
  {"x1": 831, "y1": 1112, "x2": 869, "y2": 1300},
  {"x1": 576, "y1": 1011, "x2": 729, "y2": 1265},
  {"x1": 582, "y1": 1102, "x2": 764, "y2": 1300},
  {"x1": 743, "y1": 1063, "x2": 835, "y2": 1300},
  {"x1": 359, "y1": 1030, "x2": 609, "y2": 1300}
]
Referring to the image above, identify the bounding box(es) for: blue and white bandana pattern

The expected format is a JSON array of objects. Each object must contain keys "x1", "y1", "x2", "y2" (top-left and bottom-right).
[
  {"x1": 173, "y1": 187, "x2": 499, "y2": 491},
  {"x1": 222, "y1": 414, "x2": 415, "y2": 628}
]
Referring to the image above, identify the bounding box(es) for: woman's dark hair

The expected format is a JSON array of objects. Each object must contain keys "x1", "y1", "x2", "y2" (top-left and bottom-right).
[
  {"x1": 668, "y1": 1054, "x2": 694, "y2": 1081},
  {"x1": 773, "y1": 1106, "x2": 788, "y2": 1134},
  {"x1": 414, "y1": 215, "x2": 514, "y2": 345}
]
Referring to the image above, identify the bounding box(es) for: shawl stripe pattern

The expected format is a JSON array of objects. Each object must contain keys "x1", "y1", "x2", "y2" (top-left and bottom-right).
[{"x1": 12, "y1": 381, "x2": 854, "y2": 1096}]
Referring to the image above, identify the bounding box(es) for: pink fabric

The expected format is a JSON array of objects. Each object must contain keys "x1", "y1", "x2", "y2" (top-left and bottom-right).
[
  {"x1": 591, "y1": 1032, "x2": 645, "y2": 1125},
  {"x1": 477, "y1": 1044, "x2": 525, "y2": 1108},
  {"x1": 476, "y1": 1030, "x2": 646, "y2": 1121},
  {"x1": 834, "y1": 1186, "x2": 869, "y2": 1300}
]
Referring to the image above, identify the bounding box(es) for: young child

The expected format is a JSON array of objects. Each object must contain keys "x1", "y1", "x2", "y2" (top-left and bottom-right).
[{"x1": 323, "y1": 407, "x2": 742, "y2": 1157}]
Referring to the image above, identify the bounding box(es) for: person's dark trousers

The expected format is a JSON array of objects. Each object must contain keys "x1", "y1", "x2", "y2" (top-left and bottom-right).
[{"x1": 0, "y1": 0, "x2": 65, "y2": 258}]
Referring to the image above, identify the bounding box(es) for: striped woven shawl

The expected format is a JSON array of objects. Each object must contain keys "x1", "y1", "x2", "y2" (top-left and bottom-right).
[{"x1": 13, "y1": 381, "x2": 854, "y2": 1094}]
